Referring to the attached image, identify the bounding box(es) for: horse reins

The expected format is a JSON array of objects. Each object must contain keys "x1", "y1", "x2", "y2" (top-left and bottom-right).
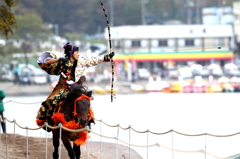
[{"x1": 99, "y1": 0, "x2": 115, "y2": 102}]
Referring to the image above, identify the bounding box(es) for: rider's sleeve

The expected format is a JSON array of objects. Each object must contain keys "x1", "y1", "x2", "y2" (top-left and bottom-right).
[
  {"x1": 74, "y1": 56, "x2": 105, "y2": 82},
  {"x1": 77, "y1": 56, "x2": 105, "y2": 68}
]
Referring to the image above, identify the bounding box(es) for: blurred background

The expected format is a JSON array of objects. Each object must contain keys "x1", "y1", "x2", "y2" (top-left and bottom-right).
[
  {"x1": 1, "y1": 0, "x2": 240, "y2": 94},
  {"x1": 2, "y1": 1, "x2": 240, "y2": 158}
]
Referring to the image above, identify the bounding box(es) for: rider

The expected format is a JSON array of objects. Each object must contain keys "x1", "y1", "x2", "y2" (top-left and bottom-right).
[{"x1": 36, "y1": 42, "x2": 114, "y2": 131}]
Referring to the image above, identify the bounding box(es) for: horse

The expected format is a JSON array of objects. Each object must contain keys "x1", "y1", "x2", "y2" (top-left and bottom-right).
[{"x1": 51, "y1": 79, "x2": 93, "y2": 159}]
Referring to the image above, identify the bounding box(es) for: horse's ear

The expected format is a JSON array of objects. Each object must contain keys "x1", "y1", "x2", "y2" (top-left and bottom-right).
[
  {"x1": 77, "y1": 75, "x2": 86, "y2": 85},
  {"x1": 86, "y1": 91, "x2": 92, "y2": 98}
]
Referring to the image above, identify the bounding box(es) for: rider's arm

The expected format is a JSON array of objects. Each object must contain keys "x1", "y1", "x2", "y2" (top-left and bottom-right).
[
  {"x1": 78, "y1": 52, "x2": 115, "y2": 67},
  {"x1": 45, "y1": 58, "x2": 60, "y2": 64}
]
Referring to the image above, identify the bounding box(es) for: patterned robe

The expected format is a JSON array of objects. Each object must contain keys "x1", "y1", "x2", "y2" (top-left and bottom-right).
[{"x1": 36, "y1": 53, "x2": 105, "y2": 120}]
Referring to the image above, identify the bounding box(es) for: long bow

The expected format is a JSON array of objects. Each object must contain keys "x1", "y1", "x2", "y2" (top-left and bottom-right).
[{"x1": 99, "y1": 0, "x2": 115, "y2": 102}]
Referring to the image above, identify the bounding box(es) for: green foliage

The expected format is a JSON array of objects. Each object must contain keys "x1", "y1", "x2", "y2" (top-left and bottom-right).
[
  {"x1": 2, "y1": 0, "x2": 239, "y2": 40},
  {"x1": 0, "y1": 0, "x2": 18, "y2": 39},
  {"x1": 64, "y1": 32, "x2": 85, "y2": 41},
  {"x1": 14, "y1": 13, "x2": 51, "y2": 39},
  {"x1": 83, "y1": 38, "x2": 107, "y2": 45}
]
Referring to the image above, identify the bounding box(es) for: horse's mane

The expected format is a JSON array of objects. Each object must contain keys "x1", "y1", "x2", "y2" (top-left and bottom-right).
[{"x1": 61, "y1": 85, "x2": 87, "y2": 110}]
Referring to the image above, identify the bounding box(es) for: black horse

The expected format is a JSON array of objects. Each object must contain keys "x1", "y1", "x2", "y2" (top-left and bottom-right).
[{"x1": 51, "y1": 83, "x2": 93, "y2": 159}]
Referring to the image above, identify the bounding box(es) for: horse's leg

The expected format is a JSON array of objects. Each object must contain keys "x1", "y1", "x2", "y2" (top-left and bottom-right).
[
  {"x1": 52, "y1": 132, "x2": 59, "y2": 159},
  {"x1": 73, "y1": 144, "x2": 81, "y2": 159},
  {"x1": 62, "y1": 137, "x2": 75, "y2": 159}
]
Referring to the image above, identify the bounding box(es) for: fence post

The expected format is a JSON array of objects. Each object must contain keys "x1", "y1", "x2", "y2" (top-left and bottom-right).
[
  {"x1": 100, "y1": 120, "x2": 102, "y2": 159},
  {"x1": 116, "y1": 124, "x2": 120, "y2": 159},
  {"x1": 45, "y1": 122, "x2": 48, "y2": 159},
  {"x1": 157, "y1": 143, "x2": 161, "y2": 159},
  {"x1": 26, "y1": 127, "x2": 28, "y2": 159},
  {"x1": 129, "y1": 125, "x2": 131, "y2": 159},
  {"x1": 13, "y1": 120, "x2": 16, "y2": 159},
  {"x1": 86, "y1": 126, "x2": 90, "y2": 159},
  {"x1": 205, "y1": 133, "x2": 207, "y2": 159},
  {"x1": 4, "y1": 118, "x2": 8, "y2": 159},
  {"x1": 171, "y1": 129, "x2": 174, "y2": 159},
  {"x1": 147, "y1": 129, "x2": 149, "y2": 159},
  {"x1": 59, "y1": 123, "x2": 62, "y2": 159}
]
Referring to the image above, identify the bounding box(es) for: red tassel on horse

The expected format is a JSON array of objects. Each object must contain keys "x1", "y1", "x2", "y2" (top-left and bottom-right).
[
  {"x1": 64, "y1": 120, "x2": 79, "y2": 129},
  {"x1": 36, "y1": 119, "x2": 46, "y2": 126},
  {"x1": 73, "y1": 130, "x2": 90, "y2": 146},
  {"x1": 51, "y1": 113, "x2": 67, "y2": 125}
]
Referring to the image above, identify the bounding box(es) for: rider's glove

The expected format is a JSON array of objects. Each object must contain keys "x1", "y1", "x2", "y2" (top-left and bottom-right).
[{"x1": 104, "y1": 52, "x2": 115, "y2": 62}]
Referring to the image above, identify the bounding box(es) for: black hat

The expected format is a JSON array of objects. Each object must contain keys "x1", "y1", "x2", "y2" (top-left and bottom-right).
[{"x1": 63, "y1": 42, "x2": 79, "y2": 55}]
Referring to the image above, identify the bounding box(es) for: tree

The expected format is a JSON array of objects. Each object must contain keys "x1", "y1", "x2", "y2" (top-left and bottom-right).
[
  {"x1": 15, "y1": 13, "x2": 50, "y2": 39},
  {"x1": 0, "y1": 0, "x2": 18, "y2": 39}
]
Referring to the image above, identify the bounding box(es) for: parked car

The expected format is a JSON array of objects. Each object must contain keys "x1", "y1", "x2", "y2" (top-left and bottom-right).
[
  {"x1": 32, "y1": 68, "x2": 48, "y2": 85},
  {"x1": 211, "y1": 69, "x2": 224, "y2": 77},
  {"x1": 18, "y1": 67, "x2": 48, "y2": 85},
  {"x1": 198, "y1": 68, "x2": 211, "y2": 78},
  {"x1": 137, "y1": 68, "x2": 151, "y2": 80},
  {"x1": 178, "y1": 68, "x2": 193, "y2": 79},
  {"x1": 18, "y1": 67, "x2": 34, "y2": 85},
  {"x1": 168, "y1": 68, "x2": 179, "y2": 79},
  {"x1": 224, "y1": 69, "x2": 240, "y2": 77}
]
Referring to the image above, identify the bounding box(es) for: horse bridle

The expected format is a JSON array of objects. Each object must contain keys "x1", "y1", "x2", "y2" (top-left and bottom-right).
[
  {"x1": 73, "y1": 94, "x2": 91, "y2": 117},
  {"x1": 73, "y1": 94, "x2": 91, "y2": 127}
]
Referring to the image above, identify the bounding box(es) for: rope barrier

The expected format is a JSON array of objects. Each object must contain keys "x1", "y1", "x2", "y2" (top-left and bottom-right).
[
  {"x1": 2, "y1": 100, "x2": 238, "y2": 137},
  {"x1": 0, "y1": 100, "x2": 43, "y2": 105},
  {"x1": 0, "y1": 117, "x2": 229, "y2": 159},
  {"x1": 96, "y1": 119, "x2": 240, "y2": 138}
]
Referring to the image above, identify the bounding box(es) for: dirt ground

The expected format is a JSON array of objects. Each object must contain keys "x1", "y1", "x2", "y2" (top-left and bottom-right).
[{"x1": 0, "y1": 133, "x2": 143, "y2": 159}]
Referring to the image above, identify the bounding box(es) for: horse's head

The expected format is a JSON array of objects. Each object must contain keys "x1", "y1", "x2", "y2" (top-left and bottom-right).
[
  {"x1": 62, "y1": 84, "x2": 92, "y2": 127},
  {"x1": 75, "y1": 90, "x2": 92, "y2": 127}
]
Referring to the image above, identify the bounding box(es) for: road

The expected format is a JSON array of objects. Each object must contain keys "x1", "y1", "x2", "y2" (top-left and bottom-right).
[{"x1": 0, "y1": 80, "x2": 143, "y2": 96}]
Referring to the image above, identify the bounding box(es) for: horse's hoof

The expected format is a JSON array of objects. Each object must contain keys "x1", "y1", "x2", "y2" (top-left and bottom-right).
[{"x1": 52, "y1": 152, "x2": 59, "y2": 159}]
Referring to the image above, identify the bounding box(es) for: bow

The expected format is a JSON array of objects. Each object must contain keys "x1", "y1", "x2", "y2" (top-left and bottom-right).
[{"x1": 99, "y1": 0, "x2": 115, "y2": 102}]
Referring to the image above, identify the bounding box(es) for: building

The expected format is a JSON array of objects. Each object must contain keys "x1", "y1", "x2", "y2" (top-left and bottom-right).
[
  {"x1": 104, "y1": 25, "x2": 235, "y2": 75},
  {"x1": 202, "y1": 7, "x2": 234, "y2": 25},
  {"x1": 233, "y1": 1, "x2": 240, "y2": 54}
]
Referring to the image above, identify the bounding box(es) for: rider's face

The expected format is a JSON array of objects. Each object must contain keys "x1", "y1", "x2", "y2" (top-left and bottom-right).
[{"x1": 73, "y1": 51, "x2": 79, "y2": 60}]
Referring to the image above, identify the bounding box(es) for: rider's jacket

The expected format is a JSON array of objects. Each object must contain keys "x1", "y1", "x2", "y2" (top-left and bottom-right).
[{"x1": 36, "y1": 52, "x2": 105, "y2": 120}]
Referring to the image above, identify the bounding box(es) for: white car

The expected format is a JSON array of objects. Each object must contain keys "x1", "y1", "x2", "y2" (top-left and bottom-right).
[
  {"x1": 32, "y1": 68, "x2": 48, "y2": 85},
  {"x1": 179, "y1": 68, "x2": 193, "y2": 79},
  {"x1": 137, "y1": 68, "x2": 151, "y2": 80}
]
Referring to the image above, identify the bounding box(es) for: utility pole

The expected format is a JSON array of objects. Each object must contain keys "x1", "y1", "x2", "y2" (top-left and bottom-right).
[
  {"x1": 187, "y1": 0, "x2": 194, "y2": 24},
  {"x1": 109, "y1": 0, "x2": 115, "y2": 27},
  {"x1": 195, "y1": 0, "x2": 200, "y2": 24},
  {"x1": 54, "y1": 24, "x2": 59, "y2": 36},
  {"x1": 141, "y1": 0, "x2": 148, "y2": 25}
]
